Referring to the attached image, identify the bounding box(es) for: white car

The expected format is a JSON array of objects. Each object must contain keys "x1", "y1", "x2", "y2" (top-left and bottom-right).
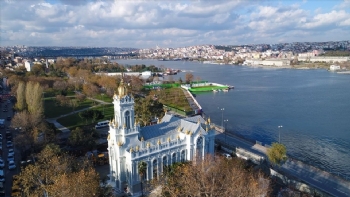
[
  {"x1": 8, "y1": 161, "x2": 16, "y2": 170},
  {"x1": 222, "y1": 153, "x2": 232, "y2": 159},
  {"x1": 0, "y1": 160, "x2": 4, "y2": 168}
]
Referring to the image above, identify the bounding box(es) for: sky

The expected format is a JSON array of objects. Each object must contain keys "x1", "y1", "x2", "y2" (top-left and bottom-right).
[{"x1": 1, "y1": 0, "x2": 350, "y2": 48}]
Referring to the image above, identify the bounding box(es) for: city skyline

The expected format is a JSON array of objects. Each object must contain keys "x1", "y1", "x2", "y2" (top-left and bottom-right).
[{"x1": 1, "y1": 0, "x2": 350, "y2": 48}]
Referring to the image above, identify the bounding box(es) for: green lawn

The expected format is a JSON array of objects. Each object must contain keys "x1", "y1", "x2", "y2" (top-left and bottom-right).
[
  {"x1": 44, "y1": 98, "x2": 96, "y2": 118},
  {"x1": 43, "y1": 90, "x2": 76, "y2": 98},
  {"x1": 158, "y1": 88, "x2": 192, "y2": 111},
  {"x1": 189, "y1": 85, "x2": 228, "y2": 92},
  {"x1": 56, "y1": 104, "x2": 114, "y2": 130},
  {"x1": 94, "y1": 94, "x2": 113, "y2": 103}
]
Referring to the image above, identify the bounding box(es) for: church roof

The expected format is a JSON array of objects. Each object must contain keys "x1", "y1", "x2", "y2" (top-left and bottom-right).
[
  {"x1": 140, "y1": 114, "x2": 207, "y2": 140},
  {"x1": 160, "y1": 113, "x2": 180, "y2": 123}
]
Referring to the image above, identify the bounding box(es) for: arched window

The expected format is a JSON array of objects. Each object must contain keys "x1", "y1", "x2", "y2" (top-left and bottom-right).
[
  {"x1": 196, "y1": 137, "x2": 203, "y2": 159},
  {"x1": 153, "y1": 159, "x2": 158, "y2": 179},
  {"x1": 172, "y1": 153, "x2": 176, "y2": 164},
  {"x1": 125, "y1": 111, "x2": 130, "y2": 129},
  {"x1": 163, "y1": 156, "x2": 167, "y2": 173},
  {"x1": 181, "y1": 150, "x2": 186, "y2": 162}
]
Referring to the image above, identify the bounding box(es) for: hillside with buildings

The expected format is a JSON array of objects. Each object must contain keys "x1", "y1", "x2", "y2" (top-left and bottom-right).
[{"x1": 1, "y1": 41, "x2": 350, "y2": 71}]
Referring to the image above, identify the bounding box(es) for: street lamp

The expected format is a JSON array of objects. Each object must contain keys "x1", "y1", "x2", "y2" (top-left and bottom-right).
[
  {"x1": 224, "y1": 119, "x2": 228, "y2": 144},
  {"x1": 278, "y1": 125, "x2": 283, "y2": 143},
  {"x1": 218, "y1": 107, "x2": 224, "y2": 129}
]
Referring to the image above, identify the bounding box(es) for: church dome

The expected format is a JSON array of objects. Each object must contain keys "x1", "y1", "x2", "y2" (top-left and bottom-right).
[{"x1": 118, "y1": 78, "x2": 128, "y2": 97}]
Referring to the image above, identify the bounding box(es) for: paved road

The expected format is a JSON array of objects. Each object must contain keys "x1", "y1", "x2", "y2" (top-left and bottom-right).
[
  {"x1": 0, "y1": 91, "x2": 19, "y2": 197},
  {"x1": 216, "y1": 131, "x2": 350, "y2": 197}
]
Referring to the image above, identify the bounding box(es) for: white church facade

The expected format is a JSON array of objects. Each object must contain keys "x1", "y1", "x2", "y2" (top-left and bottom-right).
[{"x1": 107, "y1": 80, "x2": 216, "y2": 195}]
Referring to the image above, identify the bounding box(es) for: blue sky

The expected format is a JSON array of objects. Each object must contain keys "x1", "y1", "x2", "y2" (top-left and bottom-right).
[{"x1": 1, "y1": 0, "x2": 349, "y2": 48}]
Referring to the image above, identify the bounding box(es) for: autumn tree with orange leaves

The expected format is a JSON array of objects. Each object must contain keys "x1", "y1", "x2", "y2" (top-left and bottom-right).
[{"x1": 157, "y1": 156, "x2": 271, "y2": 197}]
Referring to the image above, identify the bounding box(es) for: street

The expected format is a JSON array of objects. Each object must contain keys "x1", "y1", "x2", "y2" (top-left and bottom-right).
[
  {"x1": 216, "y1": 131, "x2": 350, "y2": 197},
  {"x1": 0, "y1": 89, "x2": 18, "y2": 197}
]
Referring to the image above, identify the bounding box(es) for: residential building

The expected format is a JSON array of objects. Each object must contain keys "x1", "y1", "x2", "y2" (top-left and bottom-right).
[{"x1": 24, "y1": 61, "x2": 33, "y2": 71}]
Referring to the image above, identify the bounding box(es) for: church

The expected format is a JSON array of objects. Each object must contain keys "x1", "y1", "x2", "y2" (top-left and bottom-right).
[{"x1": 107, "y1": 79, "x2": 216, "y2": 195}]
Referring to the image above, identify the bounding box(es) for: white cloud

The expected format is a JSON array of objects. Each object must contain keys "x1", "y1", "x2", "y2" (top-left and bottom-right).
[
  {"x1": 0, "y1": 0, "x2": 349, "y2": 47},
  {"x1": 302, "y1": 10, "x2": 350, "y2": 29}
]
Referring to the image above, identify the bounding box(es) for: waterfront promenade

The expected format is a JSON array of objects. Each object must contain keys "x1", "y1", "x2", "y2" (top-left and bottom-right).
[{"x1": 215, "y1": 130, "x2": 350, "y2": 197}]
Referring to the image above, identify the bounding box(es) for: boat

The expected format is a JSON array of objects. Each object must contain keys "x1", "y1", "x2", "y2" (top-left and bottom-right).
[
  {"x1": 223, "y1": 89, "x2": 229, "y2": 92},
  {"x1": 227, "y1": 85, "x2": 235, "y2": 89},
  {"x1": 213, "y1": 89, "x2": 218, "y2": 92}
]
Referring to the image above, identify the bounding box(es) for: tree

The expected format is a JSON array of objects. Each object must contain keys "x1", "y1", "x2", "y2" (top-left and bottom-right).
[
  {"x1": 25, "y1": 81, "x2": 43, "y2": 115},
  {"x1": 15, "y1": 81, "x2": 26, "y2": 111},
  {"x1": 134, "y1": 97, "x2": 164, "y2": 126},
  {"x1": 18, "y1": 144, "x2": 100, "y2": 197},
  {"x1": 157, "y1": 156, "x2": 271, "y2": 197},
  {"x1": 30, "y1": 64, "x2": 45, "y2": 76},
  {"x1": 79, "y1": 109, "x2": 104, "y2": 124},
  {"x1": 177, "y1": 77, "x2": 183, "y2": 84},
  {"x1": 11, "y1": 110, "x2": 49, "y2": 153},
  {"x1": 138, "y1": 161, "x2": 147, "y2": 197},
  {"x1": 82, "y1": 83, "x2": 100, "y2": 98},
  {"x1": 53, "y1": 80, "x2": 68, "y2": 95},
  {"x1": 68, "y1": 127, "x2": 85, "y2": 147},
  {"x1": 56, "y1": 95, "x2": 70, "y2": 106},
  {"x1": 69, "y1": 99, "x2": 79, "y2": 111},
  {"x1": 185, "y1": 73, "x2": 194, "y2": 83},
  {"x1": 76, "y1": 93, "x2": 86, "y2": 102},
  {"x1": 267, "y1": 142, "x2": 287, "y2": 165}
]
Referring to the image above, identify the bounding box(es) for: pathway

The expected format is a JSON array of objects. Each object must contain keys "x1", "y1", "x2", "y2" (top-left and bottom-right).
[
  {"x1": 181, "y1": 89, "x2": 201, "y2": 113},
  {"x1": 45, "y1": 96, "x2": 111, "y2": 133}
]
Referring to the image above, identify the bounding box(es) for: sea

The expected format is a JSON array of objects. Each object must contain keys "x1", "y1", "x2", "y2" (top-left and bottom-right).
[{"x1": 114, "y1": 59, "x2": 350, "y2": 180}]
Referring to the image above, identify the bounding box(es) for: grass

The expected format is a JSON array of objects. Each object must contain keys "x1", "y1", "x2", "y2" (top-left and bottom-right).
[
  {"x1": 158, "y1": 88, "x2": 192, "y2": 111},
  {"x1": 43, "y1": 97, "x2": 96, "y2": 118},
  {"x1": 43, "y1": 90, "x2": 76, "y2": 98},
  {"x1": 56, "y1": 104, "x2": 114, "y2": 130},
  {"x1": 189, "y1": 85, "x2": 228, "y2": 92},
  {"x1": 93, "y1": 94, "x2": 113, "y2": 103}
]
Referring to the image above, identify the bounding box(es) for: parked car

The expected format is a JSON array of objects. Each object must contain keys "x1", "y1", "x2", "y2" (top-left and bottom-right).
[
  {"x1": 7, "y1": 154, "x2": 14, "y2": 162},
  {"x1": 222, "y1": 153, "x2": 232, "y2": 159},
  {"x1": 0, "y1": 181, "x2": 4, "y2": 196},
  {"x1": 0, "y1": 134, "x2": 2, "y2": 140},
  {"x1": 6, "y1": 141, "x2": 13, "y2": 148},
  {"x1": 8, "y1": 161, "x2": 16, "y2": 170},
  {"x1": 8, "y1": 149, "x2": 14, "y2": 155},
  {"x1": 6, "y1": 132, "x2": 11, "y2": 140},
  {"x1": 0, "y1": 160, "x2": 4, "y2": 168},
  {"x1": 6, "y1": 116, "x2": 11, "y2": 121},
  {"x1": 0, "y1": 170, "x2": 4, "y2": 182}
]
